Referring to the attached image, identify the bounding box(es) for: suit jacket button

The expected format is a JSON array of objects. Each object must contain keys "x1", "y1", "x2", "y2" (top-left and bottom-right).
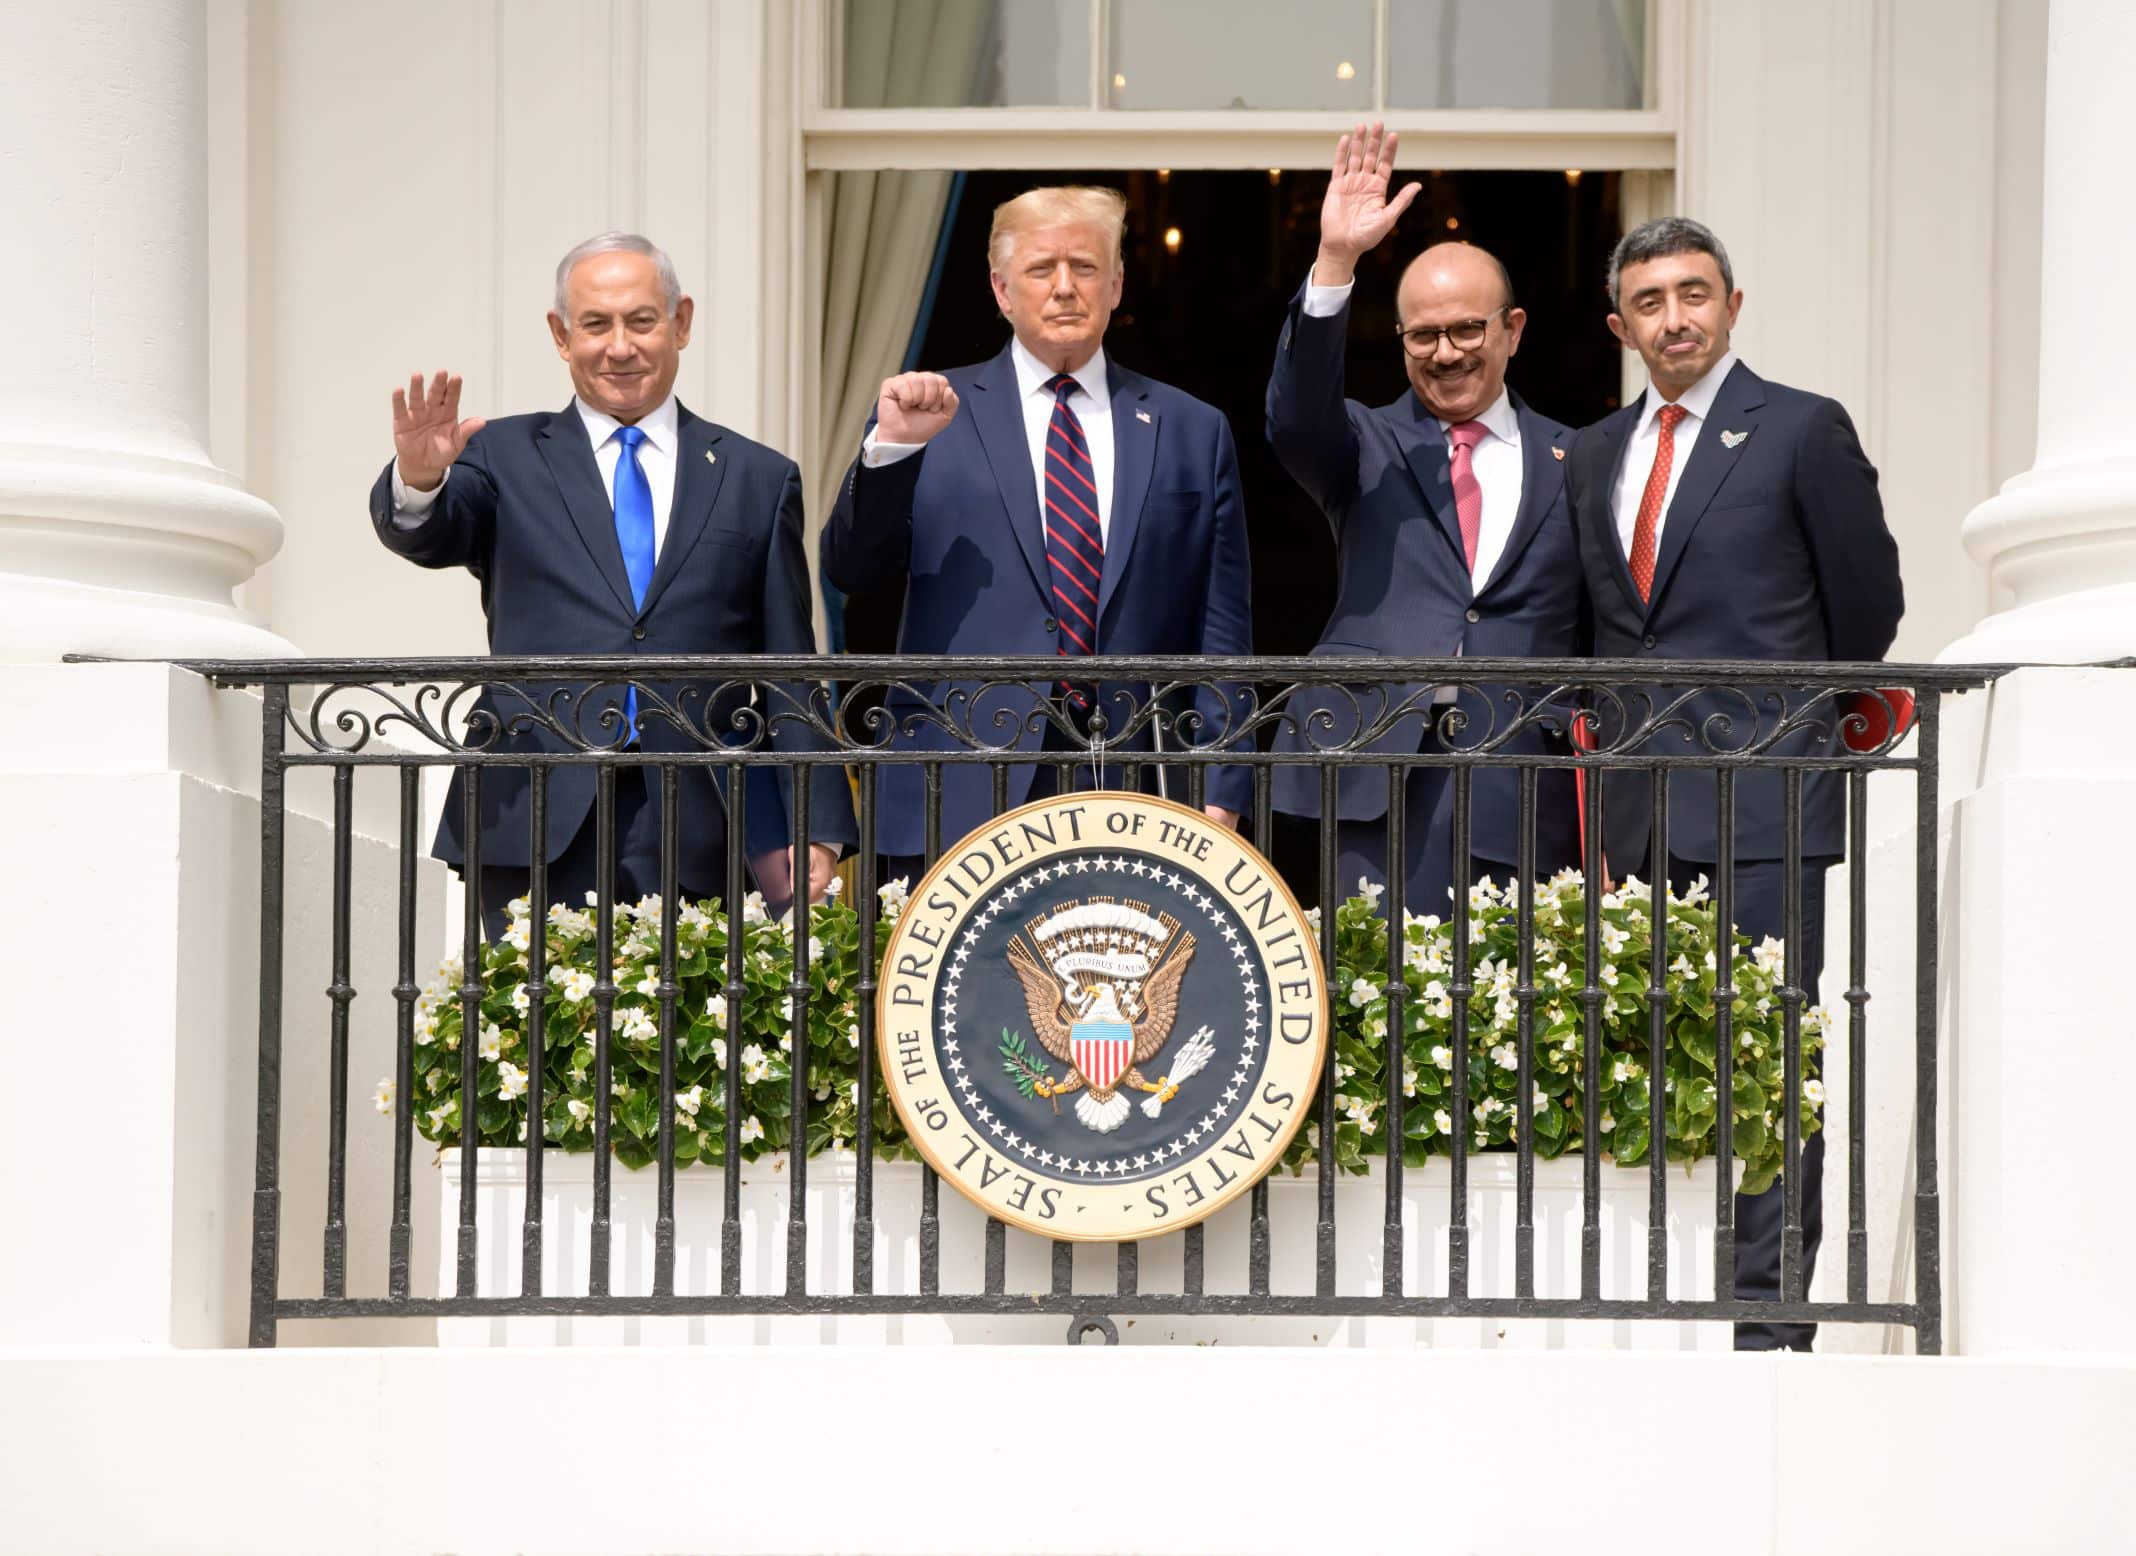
[
  {"x1": 1465, "y1": 608, "x2": 1481, "y2": 624},
  {"x1": 1045, "y1": 617, "x2": 1058, "y2": 633},
  {"x1": 633, "y1": 626, "x2": 648, "y2": 641},
  {"x1": 1642, "y1": 633, "x2": 1657, "y2": 649}
]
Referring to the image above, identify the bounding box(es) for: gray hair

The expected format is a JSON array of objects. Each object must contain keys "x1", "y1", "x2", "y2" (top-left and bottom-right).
[
  {"x1": 551, "y1": 231, "x2": 683, "y2": 324},
  {"x1": 1607, "y1": 217, "x2": 1733, "y2": 310}
]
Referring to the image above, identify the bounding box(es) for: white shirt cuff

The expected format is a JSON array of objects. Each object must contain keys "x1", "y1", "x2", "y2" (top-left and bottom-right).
[
  {"x1": 1302, "y1": 270, "x2": 1354, "y2": 318},
  {"x1": 860, "y1": 429, "x2": 924, "y2": 468},
  {"x1": 390, "y1": 463, "x2": 448, "y2": 525}
]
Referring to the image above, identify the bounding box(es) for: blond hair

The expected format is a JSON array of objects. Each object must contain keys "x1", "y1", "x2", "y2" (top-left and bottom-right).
[{"x1": 987, "y1": 185, "x2": 1128, "y2": 273}]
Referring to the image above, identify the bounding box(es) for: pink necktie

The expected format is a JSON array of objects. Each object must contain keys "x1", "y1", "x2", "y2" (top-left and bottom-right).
[{"x1": 1447, "y1": 420, "x2": 1487, "y2": 573}]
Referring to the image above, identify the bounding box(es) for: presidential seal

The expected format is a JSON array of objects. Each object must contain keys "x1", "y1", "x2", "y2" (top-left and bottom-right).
[{"x1": 877, "y1": 793, "x2": 1327, "y2": 1241}]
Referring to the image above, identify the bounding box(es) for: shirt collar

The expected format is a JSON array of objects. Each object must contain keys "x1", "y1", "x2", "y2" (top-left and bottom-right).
[
  {"x1": 1010, "y1": 337, "x2": 1109, "y2": 412},
  {"x1": 1638, "y1": 350, "x2": 1739, "y2": 434},
  {"x1": 1435, "y1": 389, "x2": 1520, "y2": 447},
  {"x1": 574, "y1": 392, "x2": 680, "y2": 456}
]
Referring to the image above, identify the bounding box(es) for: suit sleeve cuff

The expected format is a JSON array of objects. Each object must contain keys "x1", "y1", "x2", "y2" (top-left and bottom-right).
[
  {"x1": 389, "y1": 463, "x2": 448, "y2": 527},
  {"x1": 1301, "y1": 272, "x2": 1354, "y2": 318},
  {"x1": 861, "y1": 429, "x2": 924, "y2": 468}
]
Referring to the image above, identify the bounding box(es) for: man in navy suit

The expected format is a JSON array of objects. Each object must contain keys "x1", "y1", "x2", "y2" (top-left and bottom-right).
[
  {"x1": 1566, "y1": 216, "x2": 1904, "y2": 1349},
  {"x1": 1268, "y1": 124, "x2": 1585, "y2": 914},
  {"x1": 822, "y1": 185, "x2": 1252, "y2": 879},
  {"x1": 373, "y1": 232, "x2": 854, "y2": 935}
]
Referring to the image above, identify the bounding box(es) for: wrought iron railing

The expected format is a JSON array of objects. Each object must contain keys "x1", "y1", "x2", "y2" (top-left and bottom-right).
[{"x1": 185, "y1": 655, "x2": 1998, "y2": 1350}]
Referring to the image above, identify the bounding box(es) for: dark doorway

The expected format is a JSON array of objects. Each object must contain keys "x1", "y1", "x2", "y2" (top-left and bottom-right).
[
  {"x1": 838, "y1": 167, "x2": 1627, "y2": 660},
  {"x1": 833, "y1": 167, "x2": 1627, "y2": 905}
]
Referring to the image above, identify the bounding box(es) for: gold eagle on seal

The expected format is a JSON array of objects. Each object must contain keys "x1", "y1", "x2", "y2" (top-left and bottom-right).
[{"x1": 1003, "y1": 896, "x2": 1216, "y2": 1133}]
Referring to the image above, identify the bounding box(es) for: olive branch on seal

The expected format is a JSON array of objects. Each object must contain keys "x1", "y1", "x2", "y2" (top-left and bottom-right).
[{"x1": 998, "y1": 1028, "x2": 1058, "y2": 1112}]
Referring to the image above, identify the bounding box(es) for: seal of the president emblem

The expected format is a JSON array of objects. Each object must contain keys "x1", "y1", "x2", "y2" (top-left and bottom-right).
[{"x1": 878, "y1": 793, "x2": 1327, "y2": 1241}]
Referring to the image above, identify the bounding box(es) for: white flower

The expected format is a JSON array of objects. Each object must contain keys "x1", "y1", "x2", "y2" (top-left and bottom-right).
[
  {"x1": 560, "y1": 969, "x2": 595, "y2": 1003},
  {"x1": 739, "y1": 1115, "x2": 766, "y2": 1145},
  {"x1": 1304, "y1": 906, "x2": 1322, "y2": 935},
  {"x1": 1489, "y1": 1042, "x2": 1517, "y2": 1070},
  {"x1": 1433, "y1": 1109, "x2": 1453, "y2": 1134},
  {"x1": 743, "y1": 893, "x2": 771, "y2": 926},
  {"x1": 1802, "y1": 1079, "x2": 1826, "y2": 1108},
  {"x1": 1670, "y1": 954, "x2": 1696, "y2": 982},
  {"x1": 1357, "y1": 876, "x2": 1385, "y2": 907},
  {"x1": 1363, "y1": 1015, "x2": 1387, "y2": 1040},
  {"x1": 1533, "y1": 1085, "x2": 1551, "y2": 1112},
  {"x1": 635, "y1": 972, "x2": 661, "y2": 998},
  {"x1": 1601, "y1": 923, "x2": 1630, "y2": 956},
  {"x1": 1430, "y1": 1044, "x2": 1453, "y2": 1071},
  {"x1": 506, "y1": 894, "x2": 531, "y2": 919},
  {"x1": 676, "y1": 1083, "x2": 704, "y2": 1118},
  {"x1": 1545, "y1": 960, "x2": 1572, "y2": 989},
  {"x1": 1401, "y1": 1064, "x2": 1418, "y2": 1098},
  {"x1": 1600, "y1": 1112, "x2": 1615, "y2": 1132},
  {"x1": 1348, "y1": 977, "x2": 1380, "y2": 1008},
  {"x1": 1612, "y1": 1058, "x2": 1642, "y2": 1084},
  {"x1": 509, "y1": 982, "x2": 530, "y2": 1014},
  {"x1": 502, "y1": 919, "x2": 531, "y2": 953},
  {"x1": 1805, "y1": 1004, "x2": 1833, "y2": 1035},
  {"x1": 619, "y1": 1007, "x2": 657, "y2": 1044},
  {"x1": 426, "y1": 1102, "x2": 455, "y2": 1131},
  {"x1": 711, "y1": 1036, "x2": 729, "y2": 1070},
  {"x1": 706, "y1": 993, "x2": 728, "y2": 1028},
  {"x1": 478, "y1": 1023, "x2": 503, "y2": 1061},
  {"x1": 566, "y1": 1098, "x2": 592, "y2": 1126},
  {"x1": 496, "y1": 1060, "x2": 527, "y2": 1100},
  {"x1": 1752, "y1": 936, "x2": 1786, "y2": 975},
  {"x1": 372, "y1": 1079, "x2": 395, "y2": 1116},
  {"x1": 1599, "y1": 964, "x2": 1621, "y2": 988}
]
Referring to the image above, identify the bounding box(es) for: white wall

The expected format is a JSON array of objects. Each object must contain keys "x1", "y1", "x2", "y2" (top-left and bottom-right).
[{"x1": 1679, "y1": 0, "x2": 2044, "y2": 662}]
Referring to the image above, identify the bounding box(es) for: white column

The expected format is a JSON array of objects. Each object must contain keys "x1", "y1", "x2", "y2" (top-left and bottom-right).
[
  {"x1": 1946, "y1": 0, "x2": 2136, "y2": 662},
  {"x1": 0, "y1": 0, "x2": 289, "y2": 660}
]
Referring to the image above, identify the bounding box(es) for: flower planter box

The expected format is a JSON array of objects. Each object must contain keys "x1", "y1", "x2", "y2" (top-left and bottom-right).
[{"x1": 439, "y1": 1149, "x2": 1742, "y2": 1349}]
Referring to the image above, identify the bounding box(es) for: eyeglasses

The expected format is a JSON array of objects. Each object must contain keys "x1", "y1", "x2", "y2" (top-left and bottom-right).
[{"x1": 1395, "y1": 305, "x2": 1511, "y2": 357}]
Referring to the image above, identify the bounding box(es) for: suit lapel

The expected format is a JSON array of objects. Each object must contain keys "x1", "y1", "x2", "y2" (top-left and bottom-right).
[
  {"x1": 1475, "y1": 397, "x2": 1567, "y2": 599},
  {"x1": 1390, "y1": 398, "x2": 1469, "y2": 571},
  {"x1": 967, "y1": 346, "x2": 1052, "y2": 606},
  {"x1": 1098, "y1": 362, "x2": 1156, "y2": 627},
  {"x1": 1584, "y1": 403, "x2": 1645, "y2": 617},
  {"x1": 639, "y1": 406, "x2": 728, "y2": 618},
  {"x1": 1645, "y1": 362, "x2": 1765, "y2": 619},
  {"x1": 535, "y1": 402, "x2": 636, "y2": 616}
]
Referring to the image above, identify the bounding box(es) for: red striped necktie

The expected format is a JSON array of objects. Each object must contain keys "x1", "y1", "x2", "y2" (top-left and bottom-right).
[{"x1": 1041, "y1": 372, "x2": 1103, "y2": 705}]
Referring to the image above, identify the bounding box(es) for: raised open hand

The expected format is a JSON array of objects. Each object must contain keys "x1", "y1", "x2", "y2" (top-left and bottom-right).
[
  {"x1": 391, "y1": 372, "x2": 487, "y2": 491},
  {"x1": 875, "y1": 371, "x2": 960, "y2": 447},
  {"x1": 1316, "y1": 122, "x2": 1422, "y2": 286}
]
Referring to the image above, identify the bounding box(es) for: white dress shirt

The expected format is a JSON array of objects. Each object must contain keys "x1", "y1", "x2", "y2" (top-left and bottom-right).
[
  {"x1": 863, "y1": 337, "x2": 1118, "y2": 545},
  {"x1": 1611, "y1": 351, "x2": 1740, "y2": 558},
  {"x1": 1302, "y1": 272, "x2": 1523, "y2": 587},
  {"x1": 392, "y1": 393, "x2": 683, "y2": 557}
]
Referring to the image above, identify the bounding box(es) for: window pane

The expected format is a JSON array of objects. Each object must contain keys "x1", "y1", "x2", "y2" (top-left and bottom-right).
[
  {"x1": 1105, "y1": 0, "x2": 1375, "y2": 111},
  {"x1": 1387, "y1": 0, "x2": 1646, "y2": 109},
  {"x1": 842, "y1": 0, "x2": 1091, "y2": 109}
]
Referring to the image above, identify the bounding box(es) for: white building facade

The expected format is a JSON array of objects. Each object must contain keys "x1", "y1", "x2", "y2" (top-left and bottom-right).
[{"x1": 4, "y1": 2, "x2": 2135, "y2": 1552}]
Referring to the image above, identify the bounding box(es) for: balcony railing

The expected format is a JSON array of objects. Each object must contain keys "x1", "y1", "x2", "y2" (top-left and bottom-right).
[{"x1": 186, "y1": 655, "x2": 1998, "y2": 1350}]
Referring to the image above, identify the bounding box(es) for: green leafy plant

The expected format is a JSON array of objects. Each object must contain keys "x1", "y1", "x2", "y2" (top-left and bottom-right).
[{"x1": 388, "y1": 870, "x2": 1823, "y2": 1193}]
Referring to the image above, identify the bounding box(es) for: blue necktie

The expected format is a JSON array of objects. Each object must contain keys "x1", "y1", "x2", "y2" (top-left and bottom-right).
[
  {"x1": 612, "y1": 424, "x2": 655, "y2": 740},
  {"x1": 1041, "y1": 373, "x2": 1102, "y2": 709}
]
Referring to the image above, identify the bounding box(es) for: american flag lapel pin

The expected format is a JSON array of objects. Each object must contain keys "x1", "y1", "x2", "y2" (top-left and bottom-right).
[
  {"x1": 704, "y1": 449, "x2": 718, "y2": 465},
  {"x1": 1135, "y1": 409, "x2": 1152, "y2": 424},
  {"x1": 1552, "y1": 446, "x2": 1565, "y2": 461}
]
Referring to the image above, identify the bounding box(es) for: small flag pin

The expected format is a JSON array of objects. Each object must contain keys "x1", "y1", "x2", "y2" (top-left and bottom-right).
[
  {"x1": 704, "y1": 449, "x2": 718, "y2": 464},
  {"x1": 1551, "y1": 446, "x2": 1565, "y2": 461},
  {"x1": 1719, "y1": 429, "x2": 1748, "y2": 449},
  {"x1": 1135, "y1": 409, "x2": 1152, "y2": 424}
]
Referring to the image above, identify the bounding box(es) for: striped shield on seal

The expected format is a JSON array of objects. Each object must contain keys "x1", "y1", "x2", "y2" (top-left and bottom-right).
[{"x1": 1070, "y1": 1018, "x2": 1134, "y2": 1092}]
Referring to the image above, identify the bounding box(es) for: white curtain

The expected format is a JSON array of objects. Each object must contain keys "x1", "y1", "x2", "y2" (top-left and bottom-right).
[{"x1": 809, "y1": 0, "x2": 993, "y2": 614}]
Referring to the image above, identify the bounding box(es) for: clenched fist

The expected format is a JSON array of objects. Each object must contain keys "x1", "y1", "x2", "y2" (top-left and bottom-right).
[{"x1": 875, "y1": 371, "x2": 959, "y2": 446}]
